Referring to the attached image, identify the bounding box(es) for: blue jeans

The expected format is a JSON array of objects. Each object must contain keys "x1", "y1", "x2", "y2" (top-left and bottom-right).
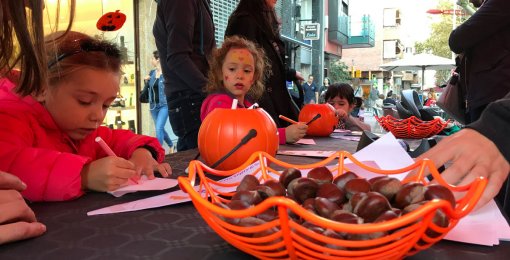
[{"x1": 150, "y1": 104, "x2": 173, "y2": 147}]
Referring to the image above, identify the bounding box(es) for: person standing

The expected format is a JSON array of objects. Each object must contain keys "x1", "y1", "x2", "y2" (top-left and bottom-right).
[
  {"x1": 303, "y1": 75, "x2": 317, "y2": 104},
  {"x1": 225, "y1": 0, "x2": 304, "y2": 129},
  {"x1": 153, "y1": 0, "x2": 215, "y2": 151},
  {"x1": 449, "y1": 0, "x2": 510, "y2": 123},
  {"x1": 142, "y1": 51, "x2": 174, "y2": 152},
  {"x1": 383, "y1": 90, "x2": 396, "y2": 105}
]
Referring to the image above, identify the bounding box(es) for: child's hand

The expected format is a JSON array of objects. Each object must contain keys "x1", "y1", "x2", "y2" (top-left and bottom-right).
[
  {"x1": 285, "y1": 123, "x2": 308, "y2": 143},
  {"x1": 81, "y1": 157, "x2": 137, "y2": 192},
  {"x1": 335, "y1": 109, "x2": 348, "y2": 119},
  {"x1": 129, "y1": 148, "x2": 172, "y2": 180}
]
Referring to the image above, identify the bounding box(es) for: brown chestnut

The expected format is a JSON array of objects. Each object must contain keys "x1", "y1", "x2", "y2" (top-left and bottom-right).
[
  {"x1": 333, "y1": 171, "x2": 359, "y2": 191},
  {"x1": 344, "y1": 178, "x2": 371, "y2": 199},
  {"x1": 343, "y1": 192, "x2": 368, "y2": 212},
  {"x1": 314, "y1": 197, "x2": 340, "y2": 218},
  {"x1": 256, "y1": 180, "x2": 286, "y2": 200},
  {"x1": 236, "y1": 217, "x2": 267, "y2": 237},
  {"x1": 394, "y1": 182, "x2": 426, "y2": 209},
  {"x1": 371, "y1": 177, "x2": 402, "y2": 201},
  {"x1": 213, "y1": 202, "x2": 240, "y2": 225},
  {"x1": 236, "y1": 175, "x2": 260, "y2": 192},
  {"x1": 257, "y1": 209, "x2": 279, "y2": 222},
  {"x1": 374, "y1": 209, "x2": 399, "y2": 223},
  {"x1": 316, "y1": 183, "x2": 346, "y2": 205},
  {"x1": 307, "y1": 166, "x2": 333, "y2": 185},
  {"x1": 354, "y1": 192, "x2": 392, "y2": 223},
  {"x1": 287, "y1": 177, "x2": 319, "y2": 204},
  {"x1": 279, "y1": 167, "x2": 302, "y2": 188},
  {"x1": 330, "y1": 210, "x2": 363, "y2": 224},
  {"x1": 227, "y1": 199, "x2": 252, "y2": 210},
  {"x1": 424, "y1": 184, "x2": 456, "y2": 208},
  {"x1": 231, "y1": 190, "x2": 262, "y2": 206}
]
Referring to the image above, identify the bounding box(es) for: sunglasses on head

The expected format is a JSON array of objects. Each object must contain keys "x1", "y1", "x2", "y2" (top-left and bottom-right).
[{"x1": 48, "y1": 39, "x2": 121, "y2": 68}]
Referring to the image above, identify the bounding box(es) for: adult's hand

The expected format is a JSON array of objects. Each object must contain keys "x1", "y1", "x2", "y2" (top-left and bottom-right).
[
  {"x1": 295, "y1": 71, "x2": 304, "y2": 81},
  {"x1": 0, "y1": 171, "x2": 46, "y2": 245},
  {"x1": 415, "y1": 129, "x2": 510, "y2": 211}
]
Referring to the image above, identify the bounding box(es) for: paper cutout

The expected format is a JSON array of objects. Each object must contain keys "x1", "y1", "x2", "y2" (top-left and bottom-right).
[
  {"x1": 277, "y1": 150, "x2": 337, "y2": 158},
  {"x1": 107, "y1": 176, "x2": 178, "y2": 197},
  {"x1": 295, "y1": 138, "x2": 316, "y2": 145}
]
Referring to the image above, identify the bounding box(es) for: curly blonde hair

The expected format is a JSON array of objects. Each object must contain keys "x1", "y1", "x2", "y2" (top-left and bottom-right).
[{"x1": 206, "y1": 36, "x2": 269, "y2": 101}]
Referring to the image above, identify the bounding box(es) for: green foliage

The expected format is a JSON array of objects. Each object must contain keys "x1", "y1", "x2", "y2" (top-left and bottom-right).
[
  {"x1": 328, "y1": 60, "x2": 352, "y2": 84},
  {"x1": 414, "y1": 0, "x2": 469, "y2": 85}
]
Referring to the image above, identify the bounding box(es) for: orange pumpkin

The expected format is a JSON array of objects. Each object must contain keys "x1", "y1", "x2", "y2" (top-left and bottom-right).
[
  {"x1": 298, "y1": 104, "x2": 338, "y2": 136},
  {"x1": 96, "y1": 10, "x2": 126, "y2": 31},
  {"x1": 198, "y1": 108, "x2": 279, "y2": 170}
]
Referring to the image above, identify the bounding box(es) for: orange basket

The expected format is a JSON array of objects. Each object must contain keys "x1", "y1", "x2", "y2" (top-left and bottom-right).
[
  {"x1": 177, "y1": 151, "x2": 486, "y2": 260},
  {"x1": 375, "y1": 115, "x2": 449, "y2": 139}
]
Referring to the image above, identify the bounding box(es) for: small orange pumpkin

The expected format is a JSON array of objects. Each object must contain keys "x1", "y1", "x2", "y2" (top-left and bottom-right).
[
  {"x1": 198, "y1": 108, "x2": 279, "y2": 170},
  {"x1": 298, "y1": 104, "x2": 338, "y2": 136},
  {"x1": 96, "y1": 10, "x2": 126, "y2": 31}
]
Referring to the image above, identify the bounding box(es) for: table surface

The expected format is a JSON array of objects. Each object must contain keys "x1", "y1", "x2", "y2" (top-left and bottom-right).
[{"x1": 1, "y1": 137, "x2": 508, "y2": 260}]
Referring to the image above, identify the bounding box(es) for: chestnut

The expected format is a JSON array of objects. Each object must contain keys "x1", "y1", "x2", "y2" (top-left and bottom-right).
[
  {"x1": 307, "y1": 166, "x2": 333, "y2": 186},
  {"x1": 333, "y1": 171, "x2": 359, "y2": 191},
  {"x1": 330, "y1": 210, "x2": 363, "y2": 224},
  {"x1": 374, "y1": 209, "x2": 399, "y2": 223},
  {"x1": 354, "y1": 192, "x2": 392, "y2": 223},
  {"x1": 213, "y1": 202, "x2": 240, "y2": 225},
  {"x1": 314, "y1": 197, "x2": 340, "y2": 218},
  {"x1": 287, "y1": 177, "x2": 319, "y2": 204},
  {"x1": 237, "y1": 217, "x2": 267, "y2": 237},
  {"x1": 323, "y1": 229, "x2": 346, "y2": 250},
  {"x1": 343, "y1": 192, "x2": 368, "y2": 212},
  {"x1": 344, "y1": 178, "x2": 371, "y2": 199},
  {"x1": 236, "y1": 175, "x2": 260, "y2": 192},
  {"x1": 279, "y1": 167, "x2": 302, "y2": 188},
  {"x1": 227, "y1": 199, "x2": 252, "y2": 210},
  {"x1": 368, "y1": 176, "x2": 388, "y2": 186},
  {"x1": 424, "y1": 184, "x2": 456, "y2": 208},
  {"x1": 231, "y1": 190, "x2": 262, "y2": 206},
  {"x1": 302, "y1": 198, "x2": 318, "y2": 214},
  {"x1": 256, "y1": 180, "x2": 286, "y2": 200},
  {"x1": 371, "y1": 177, "x2": 402, "y2": 201},
  {"x1": 394, "y1": 182, "x2": 426, "y2": 209},
  {"x1": 257, "y1": 209, "x2": 279, "y2": 222},
  {"x1": 316, "y1": 183, "x2": 346, "y2": 205}
]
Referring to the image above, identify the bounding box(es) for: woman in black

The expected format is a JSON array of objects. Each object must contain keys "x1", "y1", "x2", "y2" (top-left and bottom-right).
[{"x1": 225, "y1": 0, "x2": 303, "y2": 128}]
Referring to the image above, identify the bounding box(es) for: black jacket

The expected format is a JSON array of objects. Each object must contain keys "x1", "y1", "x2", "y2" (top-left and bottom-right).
[
  {"x1": 449, "y1": 0, "x2": 510, "y2": 111},
  {"x1": 153, "y1": 0, "x2": 215, "y2": 96},
  {"x1": 225, "y1": 12, "x2": 300, "y2": 128}
]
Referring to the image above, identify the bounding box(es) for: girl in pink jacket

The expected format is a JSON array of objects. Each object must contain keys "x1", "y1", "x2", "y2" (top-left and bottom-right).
[
  {"x1": 0, "y1": 31, "x2": 171, "y2": 202},
  {"x1": 200, "y1": 36, "x2": 307, "y2": 144}
]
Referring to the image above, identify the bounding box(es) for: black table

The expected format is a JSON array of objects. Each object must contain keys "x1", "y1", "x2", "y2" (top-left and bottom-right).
[{"x1": 1, "y1": 137, "x2": 508, "y2": 259}]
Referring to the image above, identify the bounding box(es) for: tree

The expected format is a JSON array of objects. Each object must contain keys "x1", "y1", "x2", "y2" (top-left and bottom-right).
[
  {"x1": 414, "y1": 0, "x2": 470, "y2": 86},
  {"x1": 328, "y1": 60, "x2": 352, "y2": 84}
]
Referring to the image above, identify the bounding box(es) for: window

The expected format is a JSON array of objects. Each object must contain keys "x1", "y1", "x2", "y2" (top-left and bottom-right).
[
  {"x1": 383, "y1": 40, "x2": 397, "y2": 59},
  {"x1": 383, "y1": 8, "x2": 398, "y2": 27}
]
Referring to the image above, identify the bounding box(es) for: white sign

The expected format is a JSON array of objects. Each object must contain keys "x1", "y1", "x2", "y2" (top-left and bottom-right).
[{"x1": 303, "y1": 23, "x2": 320, "y2": 40}]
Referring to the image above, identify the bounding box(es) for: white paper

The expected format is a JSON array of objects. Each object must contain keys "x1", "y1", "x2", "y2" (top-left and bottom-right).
[
  {"x1": 88, "y1": 161, "x2": 263, "y2": 216},
  {"x1": 107, "y1": 176, "x2": 179, "y2": 197}
]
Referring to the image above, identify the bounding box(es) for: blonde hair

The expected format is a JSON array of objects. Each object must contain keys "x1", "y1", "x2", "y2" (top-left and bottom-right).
[{"x1": 206, "y1": 36, "x2": 269, "y2": 101}]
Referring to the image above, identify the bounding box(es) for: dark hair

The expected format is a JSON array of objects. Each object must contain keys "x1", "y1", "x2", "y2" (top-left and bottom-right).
[
  {"x1": 153, "y1": 50, "x2": 159, "y2": 60},
  {"x1": 324, "y1": 83, "x2": 355, "y2": 105},
  {"x1": 45, "y1": 31, "x2": 122, "y2": 87},
  {"x1": 1, "y1": 0, "x2": 75, "y2": 96},
  {"x1": 230, "y1": 0, "x2": 280, "y2": 39},
  {"x1": 206, "y1": 36, "x2": 268, "y2": 101},
  {"x1": 387, "y1": 90, "x2": 393, "y2": 98}
]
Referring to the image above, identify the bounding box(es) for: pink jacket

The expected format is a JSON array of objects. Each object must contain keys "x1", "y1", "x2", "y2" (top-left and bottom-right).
[
  {"x1": 0, "y1": 78, "x2": 165, "y2": 202},
  {"x1": 201, "y1": 93, "x2": 286, "y2": 144}
]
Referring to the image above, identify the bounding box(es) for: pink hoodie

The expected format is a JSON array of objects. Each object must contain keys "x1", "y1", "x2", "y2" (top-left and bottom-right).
[{"x1": 0, "y1": 78, "x2": 165, "y2": 201}]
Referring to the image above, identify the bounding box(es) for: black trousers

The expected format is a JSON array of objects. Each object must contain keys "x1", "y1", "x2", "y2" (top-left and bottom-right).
[{"x1": 166, "y1": 91, "x2": 205, "y2": 152}]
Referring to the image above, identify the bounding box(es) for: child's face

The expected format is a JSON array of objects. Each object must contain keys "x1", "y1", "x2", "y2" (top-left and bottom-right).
[
  {"x1": 44, "y1": 68, "x2": 119, "y2": 140},
  {"x1": 327, "y1": 96, "x2": 354, "y2": 114},
  {"x1": 222, "y1": 48, "x2": 255, "y2": 100}
]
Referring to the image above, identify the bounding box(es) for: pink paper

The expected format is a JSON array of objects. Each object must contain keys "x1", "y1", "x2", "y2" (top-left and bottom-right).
[{"x1": 295, "y1": 138, "x2": 316, "y2": 145}]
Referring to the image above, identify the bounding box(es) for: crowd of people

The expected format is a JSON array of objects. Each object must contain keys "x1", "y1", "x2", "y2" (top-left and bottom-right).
[{"x1": 0, "y1": 0, "x2": 508, "y2": 247}]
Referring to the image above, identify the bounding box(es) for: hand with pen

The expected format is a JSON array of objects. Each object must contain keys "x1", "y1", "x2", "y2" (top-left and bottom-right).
[
  {"x1": 278, "y1": 115, "x2": 308, "y2": 143},
  {"x1": 81, "y1": 138, "x2": 172, "y2": 192}
]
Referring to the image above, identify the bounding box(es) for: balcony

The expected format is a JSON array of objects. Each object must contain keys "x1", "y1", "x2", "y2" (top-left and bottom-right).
[{"x1": 328, "y1": 13, "x2": 375, "y2": 48}]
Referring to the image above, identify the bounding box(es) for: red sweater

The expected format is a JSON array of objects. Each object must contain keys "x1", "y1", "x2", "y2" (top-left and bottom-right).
[
  {"x1": 200, "y1": 93, "x2": 286, "y2": 144},
  {"x1": 0, "y1": 78, "x2": 165, "y2": 201}
]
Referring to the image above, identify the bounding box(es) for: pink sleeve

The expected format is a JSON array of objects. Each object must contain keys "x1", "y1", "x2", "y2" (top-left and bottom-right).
[
  {"x1": 201, "y1": 94, "x2": 235, "y2": 121},
  {"x1": 278, "y1": 128, "x2": 286, "y2": 144}
]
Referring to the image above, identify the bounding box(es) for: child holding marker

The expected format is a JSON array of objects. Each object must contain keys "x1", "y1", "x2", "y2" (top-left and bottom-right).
[
  {"x1": 200, "y1": 36, "x2": 307, "y2": 144},
  {"x1": 0, "y1": 31, "x2": 171, "y2": 202},
  {"x1": 324, "y1": 83, "x2": 371, "y2": 132}
]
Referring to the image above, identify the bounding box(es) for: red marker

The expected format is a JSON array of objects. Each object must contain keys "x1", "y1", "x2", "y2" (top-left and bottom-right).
[{"x1": 95, "y1": 136, "x2": 139, "y2": 184}]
